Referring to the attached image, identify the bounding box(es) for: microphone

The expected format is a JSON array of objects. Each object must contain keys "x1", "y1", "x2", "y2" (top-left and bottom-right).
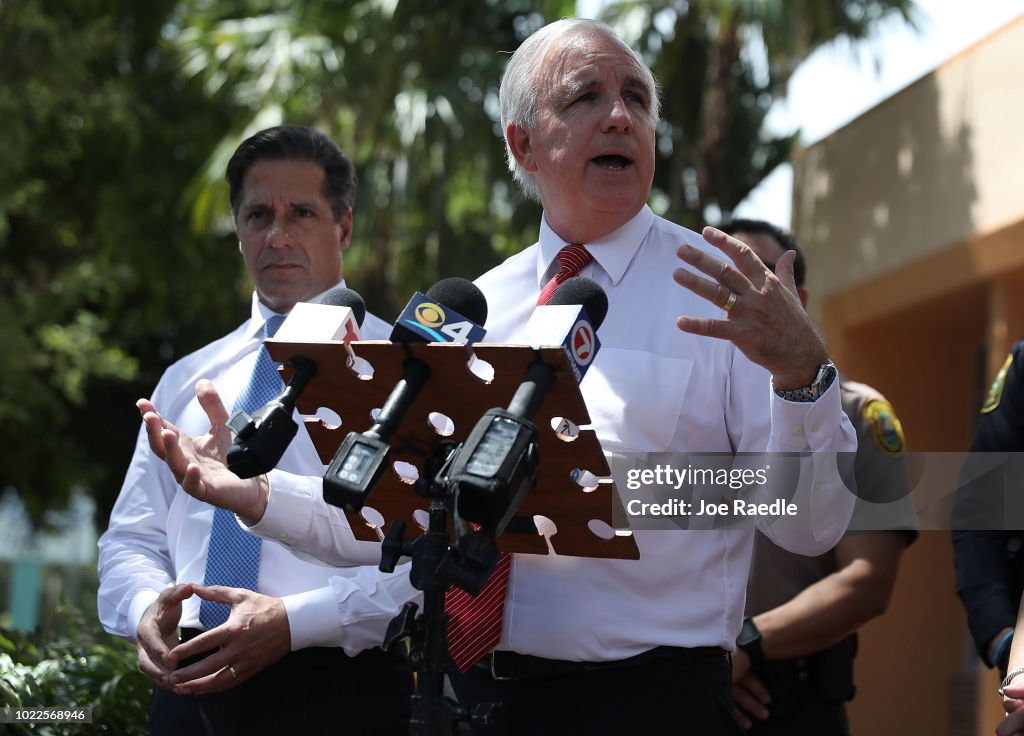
[
  {"x1": 226, "y1": 288, "x2": 367, "y2": 479},
  {"x1": 323, "y1": 278, "x2": 489, "y2": 512},
  {"x1": 390, "y1": 277, "x2": 488, "y2": 345},
  {"x1": 274, "y1": 287, "x2": 366, "y2": 344},
  {"x1": 520, "y1": 275, "x2": 607, "y2": 388},
  {"x1": 449, "y1": 278, "x2": 608, "y2": 537}
]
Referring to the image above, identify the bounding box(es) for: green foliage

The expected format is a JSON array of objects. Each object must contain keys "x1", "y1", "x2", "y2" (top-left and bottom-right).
[
  {"x1": 0, "y1": 0, "x2": 243, "y2": 525},
  {"x1": 0, "y1": 607, "x2": 148, "y2": 735}
]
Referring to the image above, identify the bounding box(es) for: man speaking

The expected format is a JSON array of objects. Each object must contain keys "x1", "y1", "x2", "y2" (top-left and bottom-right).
[{"x1": 441, "y1": 18, "x2": 856, "y2": 734}]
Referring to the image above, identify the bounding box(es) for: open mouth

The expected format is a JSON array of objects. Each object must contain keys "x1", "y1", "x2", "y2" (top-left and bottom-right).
[{"x1": 591, "y1": 154, "x2": 633, "y2": 170}]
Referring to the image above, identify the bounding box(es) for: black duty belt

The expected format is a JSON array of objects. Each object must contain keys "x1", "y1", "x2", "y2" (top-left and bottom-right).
[{"x1": 481, "y1": 645, "x2": 727, "y2": 681}]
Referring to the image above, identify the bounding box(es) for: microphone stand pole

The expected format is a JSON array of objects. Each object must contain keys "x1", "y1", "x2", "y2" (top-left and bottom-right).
[{"x1": 380, "y1": 443, "x2": 498, "y2": 736}]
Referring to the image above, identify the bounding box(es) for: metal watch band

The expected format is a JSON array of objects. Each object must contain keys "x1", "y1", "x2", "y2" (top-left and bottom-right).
[{"x1": 774, "y1": 361, "x2": 837, "y2": 403}]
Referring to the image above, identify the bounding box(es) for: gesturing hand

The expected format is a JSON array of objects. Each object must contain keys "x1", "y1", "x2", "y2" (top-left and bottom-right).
[
  {"x1": 674, "y1": 226, "x2": 829, "y2": 390},
  {"x1": 138, "y1": 379, "x2": 269, "y2": 521},
  {"x1": 163, "y1": 585, "x2": 291, "y2": 695},
  {"x1": 136, "y1": 583, "x2": 194, "y2": 690}
]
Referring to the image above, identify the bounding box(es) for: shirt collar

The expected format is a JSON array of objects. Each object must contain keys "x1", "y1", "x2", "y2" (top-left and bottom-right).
[
  {"x1": 537, "y1": 205, "x2": 654, "y2": 287},
  {"x1": 246, "y1": 279, "x2": 348, "y2": 339}
]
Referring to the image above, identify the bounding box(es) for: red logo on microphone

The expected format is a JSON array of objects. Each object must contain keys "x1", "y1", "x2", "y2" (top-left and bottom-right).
[
  {"x1": 570, "y1": 320, "x2": 596, "y2": 365},
  {"x1": 342, "y1": 317, "x2": 360, "y2": 344}
]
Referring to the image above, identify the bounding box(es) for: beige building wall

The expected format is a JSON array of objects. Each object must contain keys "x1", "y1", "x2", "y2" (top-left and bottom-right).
[
  {"x1": 790, "y1": 13, "x2": 1024, "y2": 736},
  {"x1": 794, "y1": 14, "x2": 1024, "y2": 328}
]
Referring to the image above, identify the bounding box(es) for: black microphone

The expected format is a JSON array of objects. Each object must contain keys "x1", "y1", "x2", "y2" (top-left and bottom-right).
[
  {"x1": 226, "y1": 288, "x2": 367, "y2": 479},
  {"x1": 323, "y1": 279, "x2": 489, "y2": 512},
  {"x1": 321, "y1": 287, "x2": 367, "y2": 322},
  {"x1": 449, "y1": 277, "x2": 608, "y2": 536}
]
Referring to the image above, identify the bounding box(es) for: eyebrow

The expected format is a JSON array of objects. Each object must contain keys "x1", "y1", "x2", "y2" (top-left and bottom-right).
[
  {"x1": 559, "y1": 75, "x2": 652, "y2": 107},
  {"x1": 559, "y1": 79, "x2": 598, "y2": 106},
  {"x1": 623, "y1": 75, "x2": 652, "y2": 104},
  {"x1": 241, "y1": 199, "x2": 320, "y2": 212}
]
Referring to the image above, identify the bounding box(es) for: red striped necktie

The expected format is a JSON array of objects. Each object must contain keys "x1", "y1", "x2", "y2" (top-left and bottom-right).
[{"x1": 445, "y1": 243, "x2": 592, "y2": 673}]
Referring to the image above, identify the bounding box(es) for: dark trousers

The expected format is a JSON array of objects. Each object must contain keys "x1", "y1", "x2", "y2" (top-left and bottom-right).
[
  {"x1": 149, "y1": 636, "x2": 411, "y2": 736},
  {"x1": 746, "y1": 699, "x2": 850, "y2": 736},
  {"x1": 448, "y1": 647, "x2": 744, "y2": 735}
]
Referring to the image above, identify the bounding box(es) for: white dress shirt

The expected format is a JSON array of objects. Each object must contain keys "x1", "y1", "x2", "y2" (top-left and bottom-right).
[
  {"x1": 97, "y1": 284, "x2": 416, "y2": 655},
  {"x1": 242, "y1": 207, "x2": 857, "y2": 662}
]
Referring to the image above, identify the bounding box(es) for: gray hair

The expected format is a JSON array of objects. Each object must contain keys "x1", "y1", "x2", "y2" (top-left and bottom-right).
[{"x1": 498, "y1": 18, "x2": 661, "y2": 201}]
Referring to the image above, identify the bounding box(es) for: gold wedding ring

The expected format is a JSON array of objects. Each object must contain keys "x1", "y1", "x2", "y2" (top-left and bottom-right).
[
  {"x1": 722, "y1": 291, "x2": 738, "y2": 312},
  {"x1": 228, "y1": 665, "x2": 238, "y2": 679}
]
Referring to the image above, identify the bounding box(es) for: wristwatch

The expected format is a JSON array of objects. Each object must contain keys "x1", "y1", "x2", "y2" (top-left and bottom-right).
[
  {"x1": 736, "y1": 616, "x2": 766, "y2": 676},
  {"x1": 774, "y1": 360, "x2": 837, "y2": 403}
]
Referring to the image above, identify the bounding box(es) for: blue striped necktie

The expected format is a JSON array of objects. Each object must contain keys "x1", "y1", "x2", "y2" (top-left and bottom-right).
[{"x1": 199, "y1": 314, "x2": 285, "y2": 629}]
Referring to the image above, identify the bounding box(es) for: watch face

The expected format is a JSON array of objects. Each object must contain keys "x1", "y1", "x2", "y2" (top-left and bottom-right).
[
  {"x1": 808, "y1": 362, "x2": 837, "y2": 398},
  {"x1": 738, "y1": 619, "x2": 761, "y2": 647}
]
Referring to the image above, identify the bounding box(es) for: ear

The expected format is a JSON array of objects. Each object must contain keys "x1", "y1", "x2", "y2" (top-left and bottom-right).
[
  {"x1": 336, "y1": 209, "x2": 353, "y2": 253},
  {"x1": 506, "y1": 122, "x2": 537, "y2": 173}
]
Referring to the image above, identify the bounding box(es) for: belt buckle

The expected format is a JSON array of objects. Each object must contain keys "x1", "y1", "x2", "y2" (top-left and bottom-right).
[{"x1": 489, "y1": 652, "x2": 520, "y2": 681}]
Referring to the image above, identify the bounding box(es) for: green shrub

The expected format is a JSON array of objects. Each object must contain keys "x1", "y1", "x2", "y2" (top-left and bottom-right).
[{"x1": 0, "y1": 605, "x2": 148, "y2": 734}]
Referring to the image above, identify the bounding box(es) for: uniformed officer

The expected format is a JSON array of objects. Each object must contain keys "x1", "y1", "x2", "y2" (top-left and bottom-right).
[
  {"x1": 953, "y1": 339, "x2": 1024, "y2": 681},
  {"x1": 724, "y1": 218, "x2": 918, "y2": 735}
]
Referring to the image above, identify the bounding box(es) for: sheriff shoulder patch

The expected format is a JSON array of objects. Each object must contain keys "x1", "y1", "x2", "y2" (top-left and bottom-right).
[
  {"x1": 862, "y1": 398, "x2": 905, "y2": 454},
  {"x1": 981, "y1": 353, "x2": 1014, "y2": 414}
]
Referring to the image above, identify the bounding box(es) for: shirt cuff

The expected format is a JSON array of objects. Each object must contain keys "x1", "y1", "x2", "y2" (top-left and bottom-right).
[
  {"x1": 244, "y1": 470, "x2": 328, "y2": 547},
  {"x1": 128, "y1": 588, "x2": 163, "y2": 640},
  {"x1": 762, "y1": 378, "x2": 857, "y2": 553},
  {"x1": 325, "y1": 565, "x2": 421, "y2": 656},
  {"x1": 280, "y1": 586, "x2": 345, "y2": 651},
  {"x1": 241, "y1": 470, "x2": 380, "y2": 567},
  {"x1": 277, "y1": 564, "x2": 422, "y2": 657},
  {"x1": 769, "y1": 376, "x2": 852, "y2": 453}
]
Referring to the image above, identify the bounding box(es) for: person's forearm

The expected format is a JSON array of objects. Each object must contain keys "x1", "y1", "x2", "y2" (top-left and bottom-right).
[{"x1": 755, "y1": 533, "x2": 905, "y2": 659}]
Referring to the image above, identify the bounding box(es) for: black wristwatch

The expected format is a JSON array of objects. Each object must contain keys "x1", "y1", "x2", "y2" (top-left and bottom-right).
[{"x1": 736, "y1": 616, "x2": 766, "y2": 677}]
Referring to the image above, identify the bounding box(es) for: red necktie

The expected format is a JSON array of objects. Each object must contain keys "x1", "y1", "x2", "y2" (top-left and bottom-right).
[{"x1": 446, "y1": 244, "x2": 592, "y2": 672}]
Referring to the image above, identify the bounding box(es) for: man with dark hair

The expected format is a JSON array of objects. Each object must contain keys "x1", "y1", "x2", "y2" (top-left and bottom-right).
[
  {"x1": 719, "y1": 218, "x2": 916, "y2": 735},
  {"x1": 225, "y1": 125, "x2": 357, "y2": 222},
  {"x1": 98, "y1": 124, "x2": 412, "y2": 735}
]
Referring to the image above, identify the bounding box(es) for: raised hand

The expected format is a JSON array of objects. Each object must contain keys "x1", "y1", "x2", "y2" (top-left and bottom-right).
[
  {"x1": 139, "y1": 379, "x2": 269, "y2": 521},
  {"x1": 674, "y1": 226, "x2": 829, "y2": 390}
]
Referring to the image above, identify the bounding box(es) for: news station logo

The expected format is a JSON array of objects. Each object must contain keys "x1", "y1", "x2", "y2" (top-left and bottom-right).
[
  {"x1": 414, "y1": 301, "x2": 446, "y2": 330},
  {"x1": 342, "y1": 315, "x2": 360, "y2": 343},
  {"x1": 570, "y1": 319, "x2": 596, "y2": 366},
  {"x1": 394, "y1": 294, "x2": 486, "y2": 344}
]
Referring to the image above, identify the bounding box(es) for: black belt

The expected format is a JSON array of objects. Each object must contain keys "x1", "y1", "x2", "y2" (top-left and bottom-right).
[{"x1": 481, "y1": 645, "x2": 726, "y2": 681}]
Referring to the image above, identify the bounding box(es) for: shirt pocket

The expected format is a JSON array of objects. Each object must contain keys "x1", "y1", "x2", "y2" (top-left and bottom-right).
[{"x1": 582, "y1": 347, "x2": 694, "y2": 452}]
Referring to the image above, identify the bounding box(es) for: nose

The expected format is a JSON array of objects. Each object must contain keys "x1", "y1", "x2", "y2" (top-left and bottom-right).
[
  {"x1": 601, "y1": 97, "x2": 633, "y2": 133},
  {"x1": 266, "y1": 220, "x2": 291, "y2": 247}
]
